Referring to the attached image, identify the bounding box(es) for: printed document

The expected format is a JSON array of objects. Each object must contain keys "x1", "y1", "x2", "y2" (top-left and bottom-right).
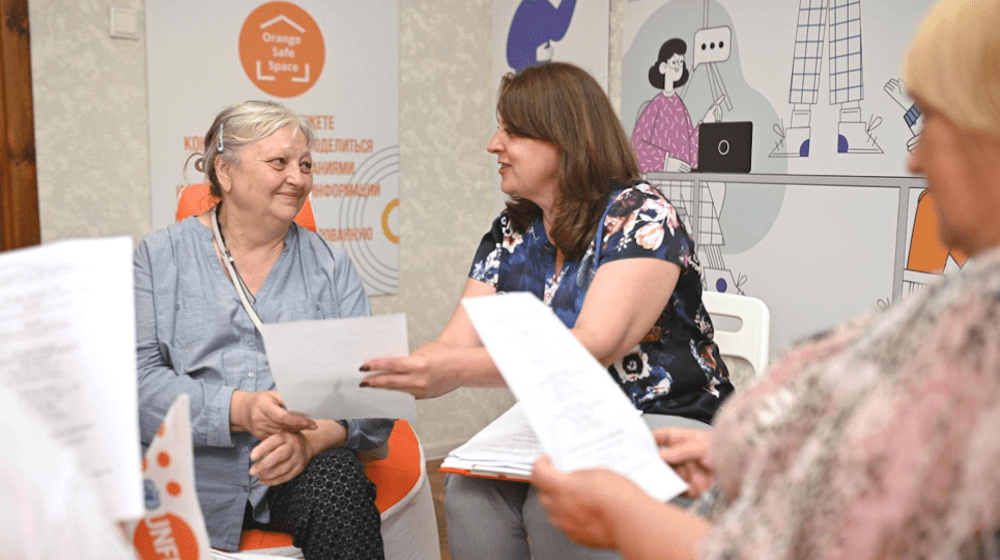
[
  {"x1": 462, "y1": 292, "x2": 687, "y2": 502},
  {"x1": 260, "y1": 313, "x2": 416, "y2": 422},
  {"x1": 0, "y1": 380, "x2": 134, "y2": 558},
  {"x1": 440, "y1": 403, "x2": 538, "y2": 480},
  {"x1": 0, "y1": 236, "x2": 142, "y2": 520}
]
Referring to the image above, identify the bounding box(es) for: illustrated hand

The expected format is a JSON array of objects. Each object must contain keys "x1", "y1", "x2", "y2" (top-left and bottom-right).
[
  {"x1": 532, "y1": 456, "x2": 644, "y2": 549},
  {"x1": 655, "y1": 427, "x2": 714, "y2": 498},
  {"x1": 232, "y1": 390, "x2": 317, "y2": 441},
  {"x1": 884, "y1": 78, "x2": 911, "y2": 109},
  {"x1": 250, "y1": 430, "x2": 313, "y2": 486},
  {"x1": 361, "y1": 344, "x2": 462, "y2": 399},
  {"x1": 702, "y1": 95, "x2": 725, "y2": 123},
  {"x1": 536, "y1": 41, "x2": 554, "y2": 63},
  {"x1": 664, "y1": 156, "x2": 692, "y2": 173},
  {"x1": 907, "y1": 132, "x2": 921, "y2": 153}
]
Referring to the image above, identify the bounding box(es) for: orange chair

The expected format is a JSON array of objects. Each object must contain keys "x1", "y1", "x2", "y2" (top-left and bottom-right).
[
  {"x1": 175, "y1": 182, "x2": 317, "y2": 232},
  {"x1": 906, "y1": 189, "x2": 967, "y2": 274},
  {"x1": 175, "y1": 191, "x2": 440, "y2": 559}
]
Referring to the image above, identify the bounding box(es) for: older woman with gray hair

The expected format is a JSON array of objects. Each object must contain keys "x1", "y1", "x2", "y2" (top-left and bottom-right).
[
  {"x1": 134, "y1": 100, "x2": 392, "y2": 559},
  {"x1": 532, "y1": 1, "x2": 1000, "y2": 559}
]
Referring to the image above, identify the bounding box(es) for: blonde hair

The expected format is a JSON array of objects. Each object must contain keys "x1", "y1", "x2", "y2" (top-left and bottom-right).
[
  {"x1": 200, "y1": 100, "x2": 315, "y2": 197},
  {"x1": 904, "y1": 0, "x2": 1000, "y2": 134}
]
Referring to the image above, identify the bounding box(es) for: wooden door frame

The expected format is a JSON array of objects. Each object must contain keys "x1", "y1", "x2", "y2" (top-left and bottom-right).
[{"x1": 0, "y1": 0, "x2": 40, "y2": 250}]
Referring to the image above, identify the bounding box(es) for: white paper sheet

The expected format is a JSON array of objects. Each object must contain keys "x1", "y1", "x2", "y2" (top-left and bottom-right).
[
  {"x1": 462, "y1": 292, "x2": 687, "y2": 502},
  {"x1": 0, "y1": 385, "x2": 133, "y2": 559},
  {"x1": 0, "y1": 236, "x2": 142, "y2": 520},
  {"x1": 260, "y1": 314, "x2": 416, "y2": 422},
  {"x1": 441, "y1": 403, "x2": 540, "y2": 480}
]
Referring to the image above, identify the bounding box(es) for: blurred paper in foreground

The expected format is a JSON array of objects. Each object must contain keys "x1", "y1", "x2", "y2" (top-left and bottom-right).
[
  {"x1": 0, "y1": 384, "x2": 133, "y2": 559},
  {"x1": 0, "y1": 236, "x2": 142, "y2": 520}
]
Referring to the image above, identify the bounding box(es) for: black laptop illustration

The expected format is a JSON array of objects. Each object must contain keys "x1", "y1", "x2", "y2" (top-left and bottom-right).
[{"x1": 692, "y1": 121, "x2": 753, "y2": 173}]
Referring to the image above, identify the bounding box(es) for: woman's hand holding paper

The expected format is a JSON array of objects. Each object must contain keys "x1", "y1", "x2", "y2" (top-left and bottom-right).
[
  {"x1": 231, "y1": 390, "x2": 317, "y2": 440},
  {"x1": 360, "y1": 341, "x2": 470, "y2": 399},
  {"x1": 654, "y1": 427, "x2": 714, "y2": 498}
]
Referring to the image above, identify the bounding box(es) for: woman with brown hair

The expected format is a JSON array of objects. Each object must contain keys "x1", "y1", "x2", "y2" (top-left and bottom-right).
[{"x1": 363, "y1": 62, "x2": 730, "y2": 560}]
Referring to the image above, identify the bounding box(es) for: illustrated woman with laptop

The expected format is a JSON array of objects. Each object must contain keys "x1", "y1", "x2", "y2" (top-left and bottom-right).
[
  {"x1": 632, "y1": 38, "x2": 753, "y2": 174},
  {"x1": 632, "y1": 38, "x2": 724, "y2": 173}
]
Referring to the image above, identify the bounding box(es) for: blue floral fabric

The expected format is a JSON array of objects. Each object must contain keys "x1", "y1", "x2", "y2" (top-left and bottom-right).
[{"x1": 470, "y1": 181, "x2": 732, "y2": 423}]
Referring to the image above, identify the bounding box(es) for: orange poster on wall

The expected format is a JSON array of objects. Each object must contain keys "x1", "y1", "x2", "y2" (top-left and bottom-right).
[
  {"x1": 147, "y1": 1, "x2": 400, "y2": 295},
  {"x1": 239, "y1": 2, "x2": 325, "y2": 98}
]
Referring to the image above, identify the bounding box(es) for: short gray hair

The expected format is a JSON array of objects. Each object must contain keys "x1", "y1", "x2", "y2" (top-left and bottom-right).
[{"x1": 201, "y1": 100, "x2": 315, "y2": 197}]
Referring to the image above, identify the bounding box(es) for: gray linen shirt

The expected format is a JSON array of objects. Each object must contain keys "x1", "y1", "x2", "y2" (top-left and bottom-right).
[{"x1": 135, "y1": 217, "x2": 393, "y2": 551}]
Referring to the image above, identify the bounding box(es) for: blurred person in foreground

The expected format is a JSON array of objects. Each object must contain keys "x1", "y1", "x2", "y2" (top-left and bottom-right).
[{"x1": 533, "y1": 1, "x2": 1000, "y2": 558}]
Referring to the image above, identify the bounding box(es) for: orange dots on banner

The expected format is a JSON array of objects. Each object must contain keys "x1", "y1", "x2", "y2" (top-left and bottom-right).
[
  {"x1": 157, "y1": 422, "x2": 166, "y2": 438},
  {"x1": 167, "y1": 481, "x2": 182, "y2": 497},
  {"x1": 143, "y1": 457, "x2": 148, "y2": 472},
  {"x1": 382, "y1": 198, "x2": 400, "y2": 245},
  {"x1": 239, "y1": 2, "x2": 325, "y2": 98},
  {"x1": 134, "y1": 513, "x2": 200, "y2": 560},
  {"x1": 158, "y1": 452, "x2": 171, "y2": 468}
]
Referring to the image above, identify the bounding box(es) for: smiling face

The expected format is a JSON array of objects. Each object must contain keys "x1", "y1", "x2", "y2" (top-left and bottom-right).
[
  {"x1": 487, "y1": 116, "x2": 562, "y2": 211},
  {"x1": 216, "y1": 125, "x2": 313, "y2": 224},
  {"x1": 907, "y1": 99, "x2": 1000, "y2": 256}
]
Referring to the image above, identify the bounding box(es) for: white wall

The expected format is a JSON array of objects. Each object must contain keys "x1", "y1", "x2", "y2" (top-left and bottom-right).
[{"x1": 28, "y1": 0, "x2": 628, "y2": 455}]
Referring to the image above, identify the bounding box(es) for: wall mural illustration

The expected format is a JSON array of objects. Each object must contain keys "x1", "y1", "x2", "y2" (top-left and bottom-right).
[
  {"x1": 624, "y1": 0, "x2": 940, "y2": 353},
  {"x1": 770, "y1": 0, "x2": 883, "y2": 159}
]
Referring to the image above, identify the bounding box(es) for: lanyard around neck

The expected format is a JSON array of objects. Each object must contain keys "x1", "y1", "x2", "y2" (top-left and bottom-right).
[{"x1": 211, "y1": 206, "x2": 264, "y2": 331}]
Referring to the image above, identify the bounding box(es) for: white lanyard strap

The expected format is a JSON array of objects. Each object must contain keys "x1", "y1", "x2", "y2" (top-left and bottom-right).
[{"x1": 211, "y1": 207, "x2": 264, "y2": 332}]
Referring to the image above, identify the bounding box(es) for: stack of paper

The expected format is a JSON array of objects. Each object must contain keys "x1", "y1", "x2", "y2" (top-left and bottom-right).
[
  {"x1": 440, "y1": 403, "x2": 539, "y2": 480},
  {"x1": 457, "y1": 292, "x2": 688, "y2": 502}
]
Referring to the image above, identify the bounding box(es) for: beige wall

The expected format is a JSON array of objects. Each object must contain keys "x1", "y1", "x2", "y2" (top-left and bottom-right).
[{"x1": 29, "y1": 0, "x2": 625, "y2": 456}]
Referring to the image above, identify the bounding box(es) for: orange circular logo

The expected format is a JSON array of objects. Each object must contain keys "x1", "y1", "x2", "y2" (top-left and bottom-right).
[
  {"x1": 239, "y1": 2, "x2": 325, "y2": 98},
  {"x1": 134, "y1": 513, "x2": 201, "y2": 560},
  {"x1": 381, "y1": 198, "x2": 400, "y2": 245}
]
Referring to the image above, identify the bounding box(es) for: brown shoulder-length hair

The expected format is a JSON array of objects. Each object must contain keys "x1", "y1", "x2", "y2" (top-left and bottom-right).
[{"x1": 498, "y1": 62, "x2": 641, "y2": 261}]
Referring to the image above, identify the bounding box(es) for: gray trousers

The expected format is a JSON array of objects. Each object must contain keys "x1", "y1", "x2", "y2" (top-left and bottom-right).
[{"x1": 444, "y1": 413, "x2": 711, "y2": 560}]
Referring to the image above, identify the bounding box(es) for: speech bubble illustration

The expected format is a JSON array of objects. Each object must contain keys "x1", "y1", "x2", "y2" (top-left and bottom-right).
[{"x1": 692, "y1": 26, "x2": 732, "y2": 69}]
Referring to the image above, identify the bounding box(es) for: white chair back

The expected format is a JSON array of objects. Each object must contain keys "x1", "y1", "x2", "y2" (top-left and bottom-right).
[{"x1": 702, "y1": 292, "x2": 770, "y2": 389}]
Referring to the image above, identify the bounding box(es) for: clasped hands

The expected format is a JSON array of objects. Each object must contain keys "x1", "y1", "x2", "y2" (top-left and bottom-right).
[{"x1": 231, "y1": 390, "x2": 346, "y2": 486}]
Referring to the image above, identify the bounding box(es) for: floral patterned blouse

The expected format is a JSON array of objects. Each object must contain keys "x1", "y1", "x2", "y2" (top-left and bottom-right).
[
  {"x1": 470, "y1": 181, "x2": 732, "y2": 423},
  {"x1": 699, "y1": 244, "x2": 1000, "y2": 560}
]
